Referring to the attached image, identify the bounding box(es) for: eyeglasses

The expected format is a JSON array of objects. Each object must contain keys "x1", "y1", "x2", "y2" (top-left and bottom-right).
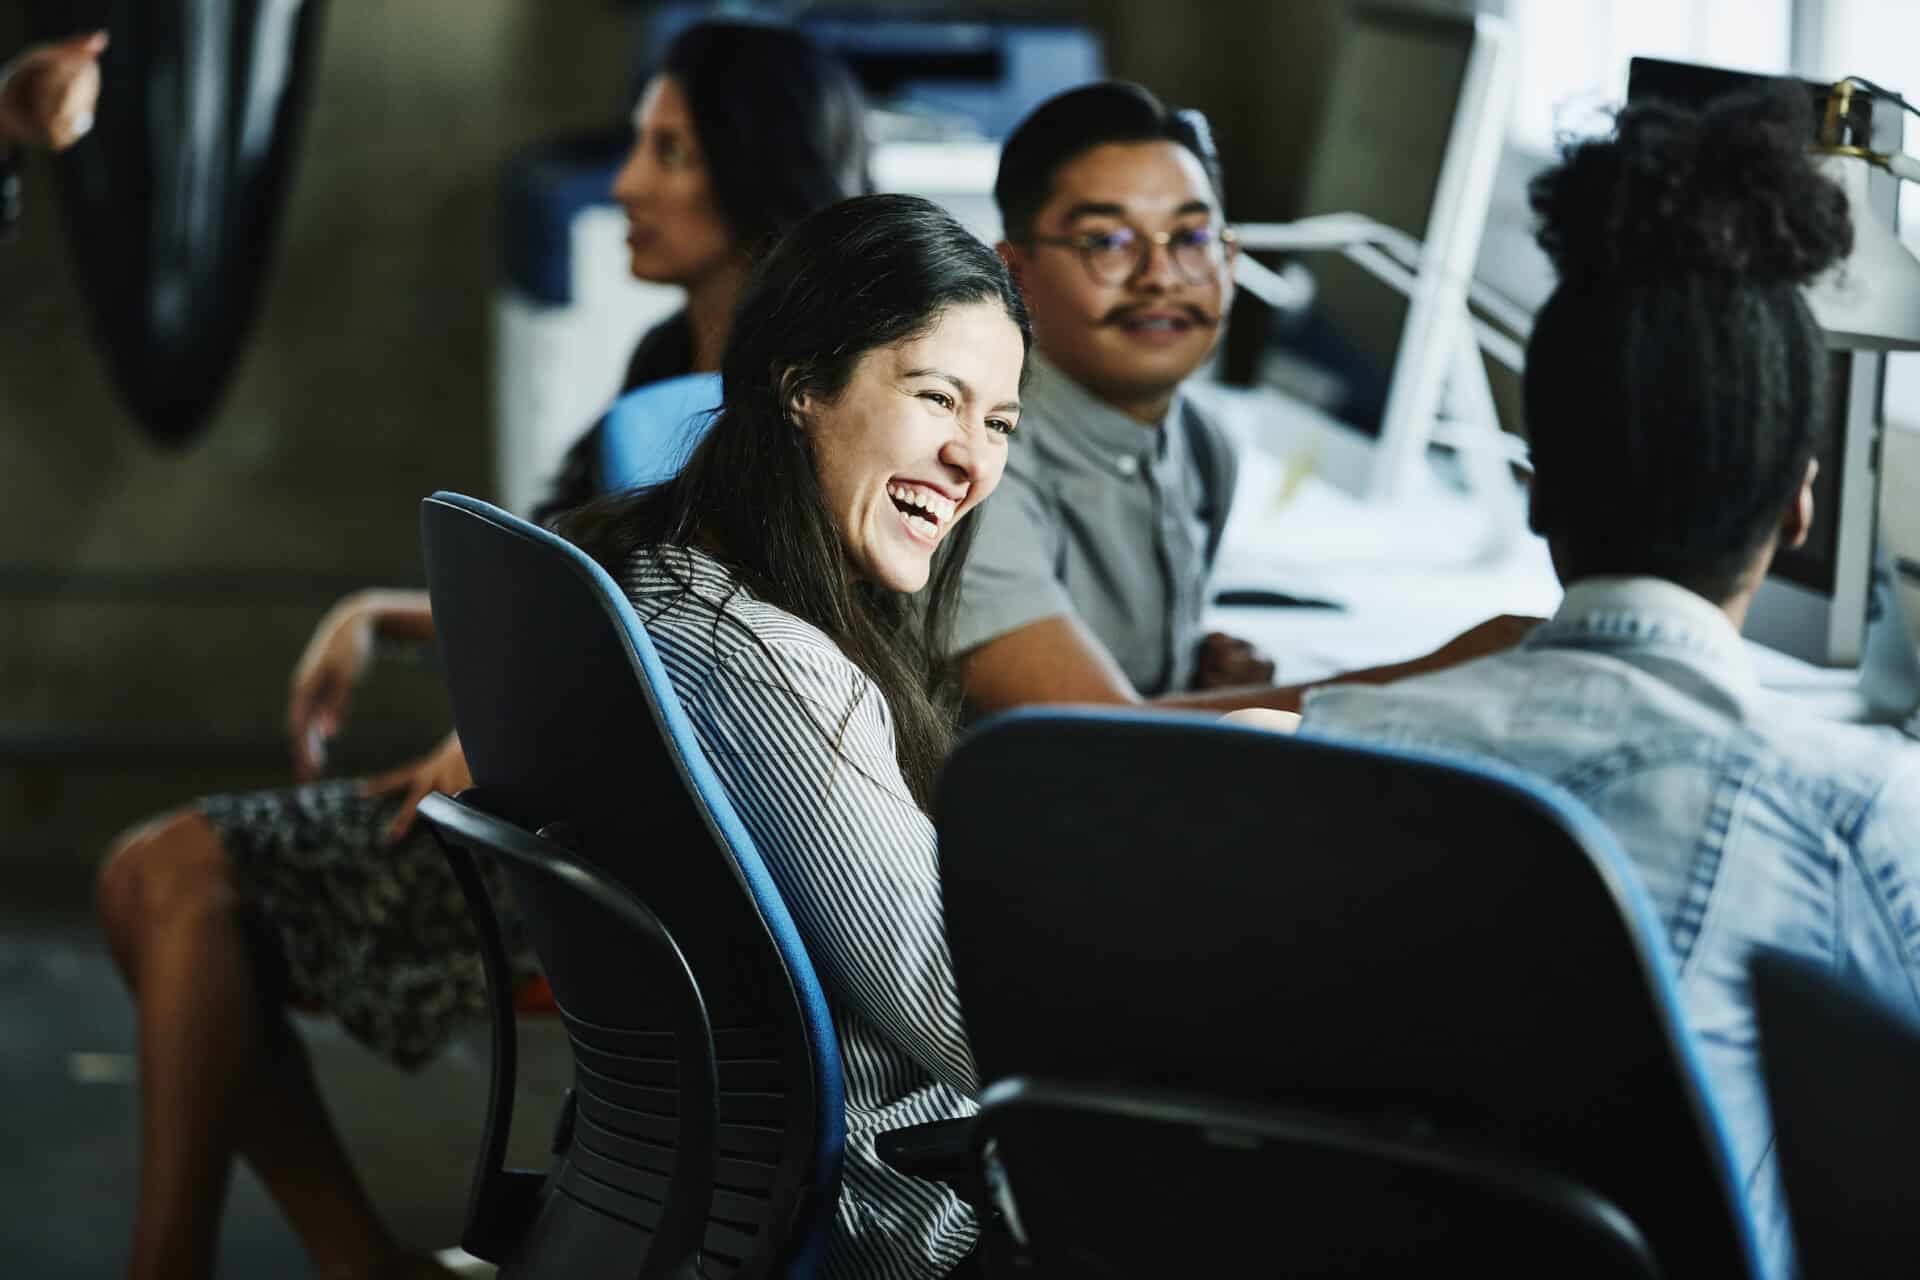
[{"x1": 1025, "y1": 224, "x2": 1239, "y2": 286}]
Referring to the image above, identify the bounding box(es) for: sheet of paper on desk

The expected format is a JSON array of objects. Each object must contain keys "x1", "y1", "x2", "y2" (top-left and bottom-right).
[
  {"x1": 1203, "y1": 412, "x2": 1560, "y2": 682},
  {"x1": 1883, "y1": 427, "x2": 1920, "y2": 656}
]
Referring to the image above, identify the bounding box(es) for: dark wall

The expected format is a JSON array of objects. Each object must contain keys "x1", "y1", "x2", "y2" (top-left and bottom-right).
[
  {"x1": 1081, "y1": 0, "x2": 1481, "y2": 221},
  {"x1": 1083, "y1": 0, "x2": 1345, "y2": 222},
  {"x1": 0, "y1": 1, "x2": 631, "y2": 863}
]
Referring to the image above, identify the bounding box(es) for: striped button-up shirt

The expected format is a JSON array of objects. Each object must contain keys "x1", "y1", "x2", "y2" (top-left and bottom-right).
[{"x1": 623, "y1": 546, "x2": 978, "y2": 1279}]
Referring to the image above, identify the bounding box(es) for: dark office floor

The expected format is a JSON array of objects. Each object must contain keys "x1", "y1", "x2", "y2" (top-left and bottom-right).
[{"x1": 0, "y1": 866, "x2": 571, "y2": 1278}]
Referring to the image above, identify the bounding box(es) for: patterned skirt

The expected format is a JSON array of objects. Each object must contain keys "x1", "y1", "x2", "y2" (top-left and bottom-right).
[{"x1": 199, "y1": 780, "x2": 539, "y2": 1070}]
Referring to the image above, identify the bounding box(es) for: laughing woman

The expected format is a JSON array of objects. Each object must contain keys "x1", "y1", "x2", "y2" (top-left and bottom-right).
[{"x1": 560, "y1": 193, "x2": 1030, "y2": 1277}]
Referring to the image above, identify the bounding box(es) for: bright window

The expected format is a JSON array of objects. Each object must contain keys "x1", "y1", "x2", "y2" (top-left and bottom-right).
[
  {"x1": 1809, "y1": 0, "x2": 1920, "y2": 250},
  {"x1": 1812, "y1": 0, "x2": 1920, "y2": 426},
  {"x1": 1812, "y1": 0, "x2": 1920, "y2": 90},
  {"x1": 1503, "y1": 0, "x2": 1793, "y2": 150}
]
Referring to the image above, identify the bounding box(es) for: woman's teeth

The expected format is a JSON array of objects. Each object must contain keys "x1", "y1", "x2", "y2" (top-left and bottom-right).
[{"x1": 887, "y1": 482, "x2": 956, "y2": 539}]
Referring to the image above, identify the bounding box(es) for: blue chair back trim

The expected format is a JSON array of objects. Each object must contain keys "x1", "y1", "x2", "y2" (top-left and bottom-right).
[
  {"x1": 940, "y1": 705, "x2": 1765, "y2": 1279},
  {"x1": 423, "y1": 490, "x2": 845, "y2": 1273},
  {"x1": 597, "y1": 372, "x2": 723, "y2": 494}
]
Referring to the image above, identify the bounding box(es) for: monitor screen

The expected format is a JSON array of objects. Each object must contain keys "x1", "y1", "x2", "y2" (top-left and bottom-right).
[
  {"x1": 1768, "y1": 351, "x2": 1851, "y2": 597},
  {"x1": 1274, "y1": 9, "x2": 1475, "y2": 438}
]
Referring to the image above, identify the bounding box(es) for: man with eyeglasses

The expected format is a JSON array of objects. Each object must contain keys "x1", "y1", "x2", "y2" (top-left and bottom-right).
[{"x1": 951, "y1": 82, "x2": 1518, "y2": 716}]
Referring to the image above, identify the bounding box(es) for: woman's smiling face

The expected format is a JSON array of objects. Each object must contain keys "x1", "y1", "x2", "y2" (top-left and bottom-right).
[{"x1": 797, "y1": 300, "x2": 1026, "y2": 592}]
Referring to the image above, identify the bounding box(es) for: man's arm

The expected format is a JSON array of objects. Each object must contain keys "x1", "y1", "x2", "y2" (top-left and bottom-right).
[{"x1": 958, "y1": 612, "x2": 1536, "y2": 716}]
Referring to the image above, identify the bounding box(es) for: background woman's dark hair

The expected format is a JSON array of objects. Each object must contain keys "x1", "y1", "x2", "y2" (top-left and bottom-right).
[
  {"x1": 1524, "y1": 85, "x2": 1852, "y2": 601},
  {"x1": 559, "y1": 194, "x2": 1032, "y2": 809},
  {"x1": 666, "y1": 19, "x2": 873, "y2": 255},
  {"x1": 994, "y1": 81, "x2": 1226, "y2": 242},
  {"x1": 531, "y1": 19, "x2": 871, "y2": 526}
]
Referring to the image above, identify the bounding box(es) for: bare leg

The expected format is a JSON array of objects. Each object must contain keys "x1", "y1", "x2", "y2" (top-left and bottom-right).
[{"x1": 97, "y1": 810, "x2": 452, "y2": 1279}]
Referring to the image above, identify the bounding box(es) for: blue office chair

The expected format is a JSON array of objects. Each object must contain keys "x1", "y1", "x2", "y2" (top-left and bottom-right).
[
  {"x1": 934, "y1": 709, "x2": 1764, "y2": 1278},
  {"x1": 597, "y1": 372, "x2": 722, "y2": 493},
  {"x1": 1753, "y1": 949, "x2": 1920, "y2": 1280},
  {"x1": 414, "y1": 490, "x2": 844, "y2": 1278}
]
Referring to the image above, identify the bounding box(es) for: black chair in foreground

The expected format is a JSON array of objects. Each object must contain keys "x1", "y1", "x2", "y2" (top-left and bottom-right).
[
  {"x1": 933, "y1": 708, "x2": 1763, "y2": 1278},
  {"x1": 1753, "y1": 949, "x2": 1920, "y2": 1280},
  {"x1": 413, "y1": 491, "x2": 845, "y2": 1279}
]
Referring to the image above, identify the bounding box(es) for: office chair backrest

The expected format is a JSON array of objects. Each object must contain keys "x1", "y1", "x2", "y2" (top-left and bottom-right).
[
  {"x1": 420, "y1": 491, "x2": 844, "y2": 1277},
  {"x1": 938, "y1": 709, "x2": 1762, "y2": 1277},
  {"x1": 597, "y1": 372, "x2": 723, "y2": 493},
  {"x1": 421, "y1": 789, "x2": 721, "y2": 1275},
  {"x1": 1753, "y1": 949, "x2": 1920, "y2": 1280}
]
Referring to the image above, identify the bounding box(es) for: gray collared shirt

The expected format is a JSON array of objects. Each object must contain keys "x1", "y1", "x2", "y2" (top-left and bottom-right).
[
  {"x1": 1301, "y1": 574, "x2": 1920, "y2": 1280},
  {"x1": 948, "y1": 353, "x2": 1239, "y2": 695}
]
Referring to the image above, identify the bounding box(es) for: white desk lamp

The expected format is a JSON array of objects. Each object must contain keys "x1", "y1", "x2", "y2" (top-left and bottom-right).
[
  {"x1": 1230, "y1": 215, "x2": 1532, "y2": 560},
  {"x1": 1807, "y1": 78, "x2": 1920, "y2": 353}
]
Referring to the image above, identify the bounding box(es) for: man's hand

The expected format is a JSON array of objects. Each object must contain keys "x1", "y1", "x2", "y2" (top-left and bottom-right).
[
  {"x1": 1193, "y1": 630, "x2": 1277, "y2": 690},
  {"x1": 363, "y1": 732, "x2": 471, "y2": 844},
  {"x1": 0, "y1": 31, "x2": 107, "y2": 152}
]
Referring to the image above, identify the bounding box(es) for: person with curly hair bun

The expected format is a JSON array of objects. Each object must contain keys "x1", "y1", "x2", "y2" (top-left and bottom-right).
[{"x1": 1245, "y1": 85, "x2": 1920, "y2": 1277}]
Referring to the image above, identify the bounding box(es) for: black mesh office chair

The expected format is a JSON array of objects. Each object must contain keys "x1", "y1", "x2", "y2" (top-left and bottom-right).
[
  {"x1": 1753, "y1": 948, "x2": 1920, "y2": 1280},
  {"x1": 933, "y1": 708, "x2": 1763, "y2": 1278},
  {"x1": 414, "y1": 492, "x2": 845, "y2": 1279},
  {"x1": 421, "y1": 791, "x2": 722, "y2": 1274}
]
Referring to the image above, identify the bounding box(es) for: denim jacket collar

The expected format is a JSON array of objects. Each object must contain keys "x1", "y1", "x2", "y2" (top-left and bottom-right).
[{"x1": 1527, "y1": 575, "x2": 1757, "y2": 694}]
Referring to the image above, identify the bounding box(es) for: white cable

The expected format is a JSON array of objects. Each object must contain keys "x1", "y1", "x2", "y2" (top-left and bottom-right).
[{"x1": 1886, "y1": 151, "x2": 1920, "y2": 184}]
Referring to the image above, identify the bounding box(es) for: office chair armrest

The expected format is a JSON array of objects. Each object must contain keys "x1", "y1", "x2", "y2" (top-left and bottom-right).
[
  {"x1": 875, "y1": 1117, "x2": 978, "y2": 1187},
  {"x1": 417, "y1": 790, "x2": 531, "y2": 1261},
  {"x1": 421, "y1": 788, "x2": 723, "y2": 1271}
]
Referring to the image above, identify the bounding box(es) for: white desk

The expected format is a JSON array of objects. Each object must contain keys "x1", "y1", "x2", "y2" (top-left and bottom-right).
[
  {"x1": 1196, "y1": 382, "x2": 1920, "y2": 733},
  {"x1": 1198, "y1": 383, "x2": 1558, "y2": 686}
]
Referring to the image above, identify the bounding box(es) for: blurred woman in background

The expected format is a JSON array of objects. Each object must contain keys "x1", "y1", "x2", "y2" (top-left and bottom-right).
[{"x1": 94, "y1": 21, "x2": 868, "y2": 1279}]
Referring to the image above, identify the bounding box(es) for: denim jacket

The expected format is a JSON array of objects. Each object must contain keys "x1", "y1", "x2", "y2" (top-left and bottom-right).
[{"x1": 1302, "y1": 575, "x2": 1920, "y2": 1278}]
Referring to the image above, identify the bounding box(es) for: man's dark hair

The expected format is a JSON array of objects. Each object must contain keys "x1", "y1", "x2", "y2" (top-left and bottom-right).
[
  {"x1": 1524, "y1": 85, "x2": 1852, "y2": 601},
  {"x1": 994, "y1": 81, "x2": 1225, "y2": 242}
]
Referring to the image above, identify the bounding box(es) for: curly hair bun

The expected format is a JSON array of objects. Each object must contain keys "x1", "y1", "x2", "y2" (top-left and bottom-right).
[{"x1": 1531, "y1": 84, "x2": 1854, "y2": 285}]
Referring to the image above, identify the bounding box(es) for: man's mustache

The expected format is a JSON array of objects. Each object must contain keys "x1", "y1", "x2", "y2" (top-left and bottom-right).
[{"x1": 1098, "y1": 302, "x2": 1220, "y2": 327}]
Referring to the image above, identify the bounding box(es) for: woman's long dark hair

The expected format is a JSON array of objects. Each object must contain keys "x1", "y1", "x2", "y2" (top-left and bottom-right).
[
  {"x1": 560, "y1": 194, "x2": 1031, "y2": 809},
  {"x1": 664, "y1": 20, "x2": 873, "y2": 256}
]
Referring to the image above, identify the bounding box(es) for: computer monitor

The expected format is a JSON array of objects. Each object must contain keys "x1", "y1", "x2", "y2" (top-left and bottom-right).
[
  {"x1": 1262, "y1": 5, "x2": 1515, "y2": 499},
  {"x1": 1749, "y1": 350, "x2": 1885, "y2": 667},
  {"x1": 1626, "y1": 57, "x2": 1894, "y2": 668}
]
